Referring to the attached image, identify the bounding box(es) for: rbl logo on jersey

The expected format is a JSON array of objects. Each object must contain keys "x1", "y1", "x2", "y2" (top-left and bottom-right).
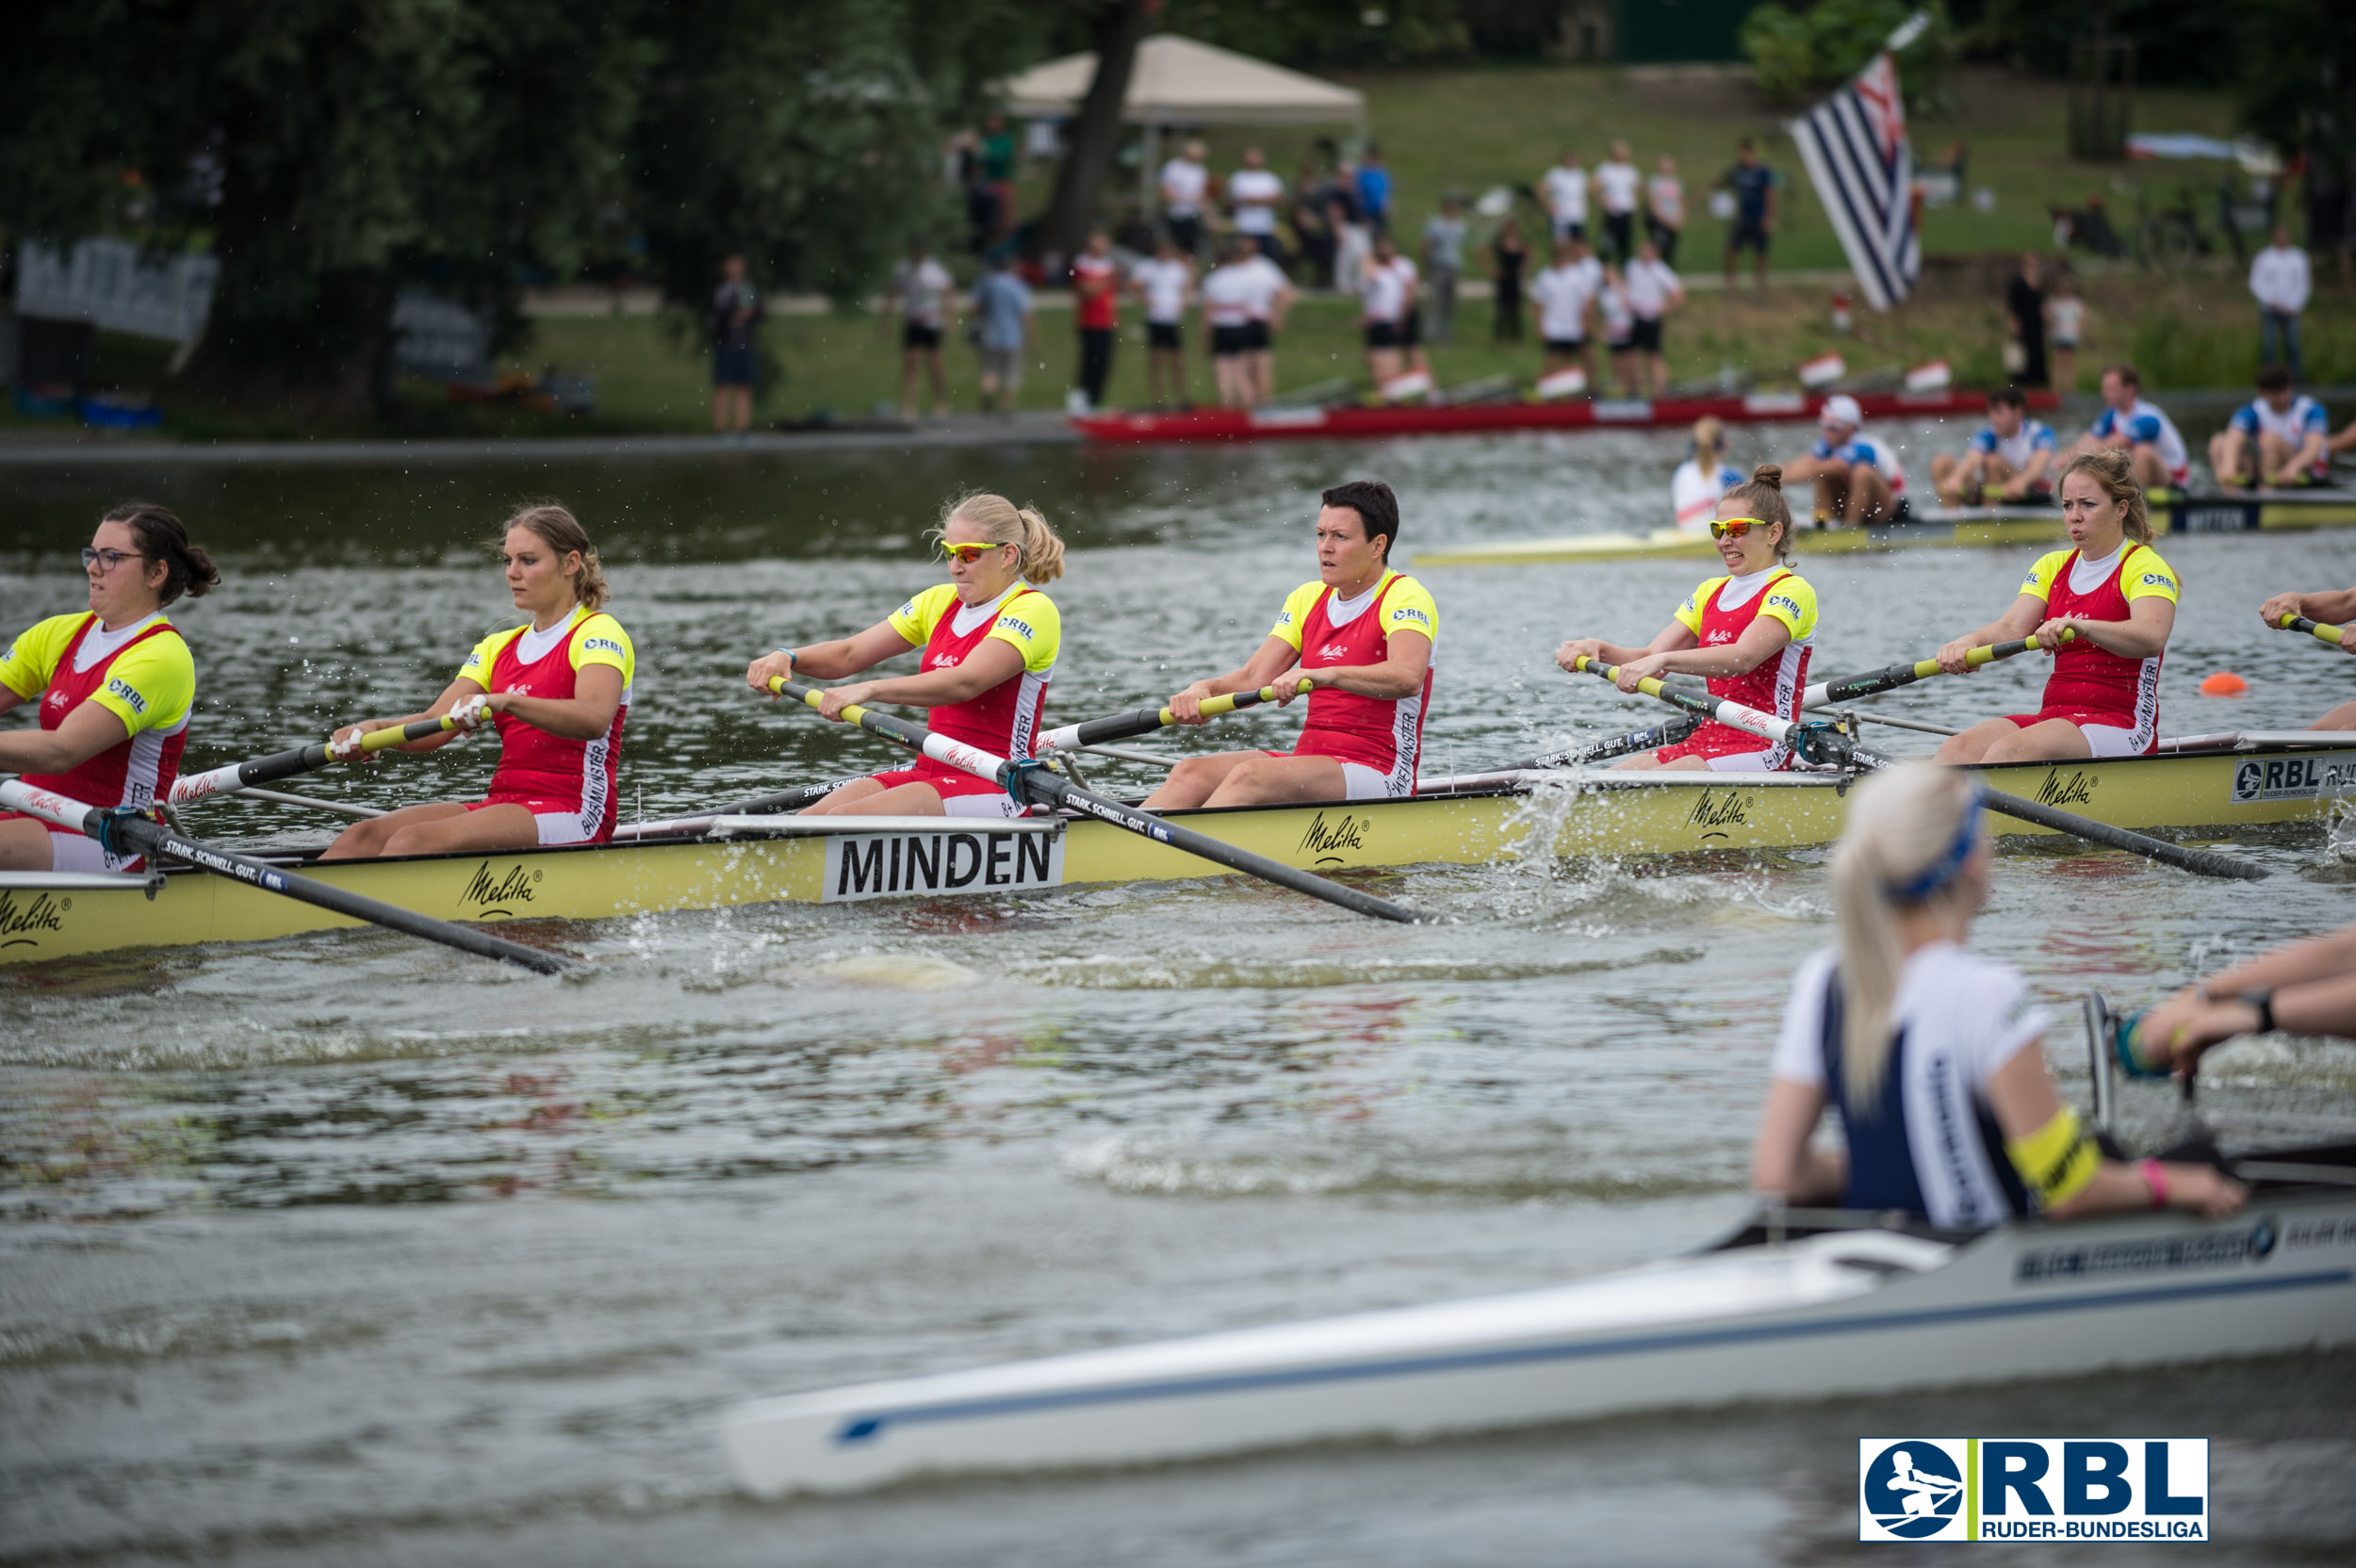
[
  {"x1": 105, "y1": 677, "x2": 147, "y2": 715},
  {"x1": 581, "y1": 636, "x2": 625, "y2": 657},
  {"x1": 1390, "y1": 606, "x2": 1431, "y2": 629},
  {"x1": 997, "y1": 617, "x2": 1037, "y2": 643}
]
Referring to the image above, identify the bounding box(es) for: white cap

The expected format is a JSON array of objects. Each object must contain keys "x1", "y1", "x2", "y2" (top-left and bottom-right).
[{"x1": 1819, "y1": 393, "x2": 1863, "y2": 429}]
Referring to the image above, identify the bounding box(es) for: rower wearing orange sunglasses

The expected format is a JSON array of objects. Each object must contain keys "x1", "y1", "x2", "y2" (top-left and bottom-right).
[
  {"x1": 744, "y1": 493, "x2": 1065, "y2": 817},
  {"x1": 1554, "y1": 463, "x2": 1820, "y2": 771}
]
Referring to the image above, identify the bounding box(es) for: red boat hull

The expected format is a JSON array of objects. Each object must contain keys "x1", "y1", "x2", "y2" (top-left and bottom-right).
[{"x1": 1073, "y1": 388, "x2": 2058, "y2": 444}]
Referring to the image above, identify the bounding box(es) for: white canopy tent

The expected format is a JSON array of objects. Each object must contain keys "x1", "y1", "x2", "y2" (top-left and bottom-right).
[{"x1": 1000, "y1": 34, "x2": 1366, "y2": 211}]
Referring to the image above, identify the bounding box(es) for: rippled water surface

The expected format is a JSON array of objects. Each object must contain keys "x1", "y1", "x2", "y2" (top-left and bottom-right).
[{"x1": 5, "y1": 425, "x2": 2355, "y2": 1565}]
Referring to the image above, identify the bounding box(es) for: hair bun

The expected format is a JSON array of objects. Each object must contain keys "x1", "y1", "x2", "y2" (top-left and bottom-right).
[{"x1": 1750, "y1": 464, "x2": 1784, "y2": 491}]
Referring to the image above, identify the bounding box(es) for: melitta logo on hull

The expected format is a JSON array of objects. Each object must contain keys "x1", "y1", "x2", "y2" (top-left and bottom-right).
[
  {"x1": 823, "y1": 829, "x2": 1066, "y2": 902},
  {"x1": 2232, "y1": 753, "x2": 2356, "y2": 804},
  {"x1": 460, "y1": 861, "x2": 540, "y2": 912},
  {"x1": 0, "y1": 890, "x2": 70, "y2": 947},
  {"x1": 1299, "y1": 811, "x2": 1369, "y2": 860},
  {"x1": 1859, "y1": 1439, "x2": 2208, "y2": 1542},
  {"x1": 1687, "y1": 789, "x2": 1750, "y2": 828},
  {"x1": 2035, "y1": 769, "x2": 2097, "y2": 808}
]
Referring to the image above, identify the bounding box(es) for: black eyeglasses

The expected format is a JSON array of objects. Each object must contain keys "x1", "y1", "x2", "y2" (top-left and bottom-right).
[{"x1": 82, "y1": 547, "x2": 151, "y2": 573}]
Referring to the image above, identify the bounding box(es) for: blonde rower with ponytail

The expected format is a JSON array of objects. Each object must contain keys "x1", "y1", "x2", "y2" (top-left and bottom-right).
[
  {"x1": 1751, "y1": 762, "x2": 2244, "y2": 1229},
  {"x1": 744, "y1": 492, "x2": 1067, "y2": 818}
]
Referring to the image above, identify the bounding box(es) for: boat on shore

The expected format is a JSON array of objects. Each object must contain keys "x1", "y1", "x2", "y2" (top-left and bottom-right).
[
  {"x1": 3, "y1": 735, "x2": 2348, "y2": 966},
  {"x1": 721, "y1": 1138, "x2": 2356, "y2": 1496},
  {"x1": 1414, "y1": 488, "x2": 2356, "y2": 568},
  {"x1": 1073, "y1": 387, "x2": 2054, "y2": 445}
]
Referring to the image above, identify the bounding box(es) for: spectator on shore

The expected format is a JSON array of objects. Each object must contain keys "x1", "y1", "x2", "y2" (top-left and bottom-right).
[
  {"x1": 2073, "y1": 363, "x2": 2188, "y2": 493},
  {"x1": 1489, "y1": 217, "x2": 1530, "y2": 342},
  {"x1": 978, "y1": 116, "x2": 1017, "y2": 242},
  {"x1": 1361, "y1": 232, "x2": 1414, "y2": 386},
  {"x1": 1622, "y1": 237, "x2": 1684, "y2": 397},
  {"x1": 709, "y1": 253, "x2": 760, "y2": 435},
  {"x1": 1784, "y1": 394, "x2": 1906, "y2": 525},
  {"x1": 1131, "y1": 233, "x2": 1195, "y2": 409},
  {"x1": 1422, "y1": 193, "x2": 1467, "y2": 346},
  {"x1": 2210, "y1": 366, "x2": 2330, "y2": 492},
  {"x1": 1721, "y1": 139, "x2": 1775, "y2": 289},
  {"x1": 1356, "y1": 144, "x2": 1393, "y2": 237},
  {"x1": 2250, "y1": 225, "x2": 2311, "y2": 384},
  {"x1": 1646, "y1": 155, "x2": 1685, "y2": 267},
  {"x1": 1159, "y1": 139, "x2": 1210, "y2": 257},
  {"x1": 1530, "y1": 235, "x2": 1600, "y2": 384},
  {"x1": 1292, "y1": 160, "x2": 1340, "y2": 288},
  {"x1": 1201, "y1": 237, "x2": 1292, "y2": 409},
  {"x1": 1595, "y1": 140, "x2": 1642, "y2": 265},
  {"x1": 1072, "y1": 229, "x2": 1120, "y2": 413},
  {"x1": 1672, "y1": 416, "x2": 1745, "y2": 533},
  {"x1": 884, "y1": 240, "x2": 954, "y2": 420},
  {"x1": 1599, "y1": 264, "x2": 1638, "y2": 395},
  {"x1": 1241, "y1": 239, "x2": 1297, "y2": 406},
  {"x1": 1542, "y1": 148, "x2": 1589, "y2": 244},
  {"x1": 970, "y1": 252, "x2": 1035, "y2": 415},
  {"x1": 1930, "y1": 386, "x2": 2056, "y2": 506},
  {"x1": 2005, "y1": 253, "x2": 2047, "y2": 388},
  {"x1": 1228, "y1": 148, "x2": 1286, "y2": 264},
  {"x1": 1332, "y1": 197, "x2": 1372, "y2": 296},
  {"x1": 2045, "y1": 271, "x2": 2086, "y2": 396}
]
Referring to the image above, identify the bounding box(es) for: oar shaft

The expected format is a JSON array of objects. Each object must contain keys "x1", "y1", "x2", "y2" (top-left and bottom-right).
[
  {"x1": 0, "y1": 780, "x2": 576, "y2": 972},
  {"x1": 1039, "y1": 680, "x2": 1312, "y2": 753},
  {"x1": 1804, "y1": 630, "x2": 2071, "y2": 710},
  {"x1": 172, "y1": 714, "x2": 455, "y2": 805},
  {"x1": 2280, "y1": 613, "x2": 2347, "y2": 646},
  {"x1": 1518, "y1": 715, "x2": 1697, "y2": 771}
]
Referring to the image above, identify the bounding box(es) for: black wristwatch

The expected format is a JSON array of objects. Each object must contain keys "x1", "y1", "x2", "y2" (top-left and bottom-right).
[{"x1": 2245, "y1": 988, "x2": 2276, "y2": 1036}]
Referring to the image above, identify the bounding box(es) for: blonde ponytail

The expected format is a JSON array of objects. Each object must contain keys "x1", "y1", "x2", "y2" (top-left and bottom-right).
[
  {"x1": 496, "y1": 502, "x2": 610, "y2": 611},
  {"x1": 933, "y1": 491, "x2": 1066, "y2": 584},
  {"x1": 1826, "y1": 763, "x2": 1985, "y2": 1106}
]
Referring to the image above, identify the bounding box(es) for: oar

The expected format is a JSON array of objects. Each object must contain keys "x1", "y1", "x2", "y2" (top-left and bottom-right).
[
  {"x1": 1564, "y1": 657, "x2": 2267, "y2": 881},
  {"x1": 2275, "y1": 612, "x2": 2348, "y2": 647},
  {"x1": 1509, "y1": 715, "x2": 1698, "y2": 772},
  {"x1": 172, "y1": 714, "x2": 466, "y2": 806},
  {"x1": 1801, "y1": 629, "x2": 2075, "y2": 710},
  {"x1": 765, "y1": 678, "x2": 1427, "y2": 923},
  {"x1": 1036, "y1": 679, "x2": 1312, "y2": 754},
  {"x1": 0, "y1": 778, "x2": 577, "y2": 972}
]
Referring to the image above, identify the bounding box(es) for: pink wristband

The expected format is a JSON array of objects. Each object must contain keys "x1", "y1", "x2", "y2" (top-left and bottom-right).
[{"x1": 2139, "y1": 1158, "x2": 2168, "y2": 1210}]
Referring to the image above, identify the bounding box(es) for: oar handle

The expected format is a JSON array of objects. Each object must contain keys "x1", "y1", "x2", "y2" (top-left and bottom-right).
[
  {"x1": 2280, "y1": 612, "x2": 2346, "y2": 646},
  {"x1": 1808, "y1": 629, "x2": 2075, "y2": 708},
  {"x1": 172, "y1": 714, "x2": 463, "y2": 805},
  {"x1": 1039, "y1": 679, "x2": 1313, "y2": 753}
]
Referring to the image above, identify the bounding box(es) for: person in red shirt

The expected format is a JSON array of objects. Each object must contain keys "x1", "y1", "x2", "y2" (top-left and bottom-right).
[{"x1": 1072, "y1": 229, "x2": 1121, "y2": 413}]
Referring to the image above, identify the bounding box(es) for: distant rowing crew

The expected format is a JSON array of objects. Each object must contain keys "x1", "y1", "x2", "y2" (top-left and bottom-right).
[{"x1": 6, "y1": 453, "x2": 2354, "y2": 879}]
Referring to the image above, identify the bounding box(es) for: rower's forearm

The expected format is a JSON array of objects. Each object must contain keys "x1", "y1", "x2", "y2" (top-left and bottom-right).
[
  {"x1": 783, "y1": 639, "x2": 871, "y2": 680},
  {"x1": 497, "y1": 695, "x2": 619, "y2": 741},
  {"x1": 2291, "y1": 589, "x2": 2356, "y2": 623},
  {"x1": 2205, "y1": 926, "x2": 2356, "y2": 1003},
  {"x1": 2076, "y1": 621, "x2": 2167, "y2": 660},
  {"x1": 1319, "y1": 663, "x2": 1424, "y2": 699},
  {"x1": 0, "y1": 731, "x2": 84, "y2": 772},
  {"x1": 1654, "y1": 645, "x2": 1765, "y2": 679}
]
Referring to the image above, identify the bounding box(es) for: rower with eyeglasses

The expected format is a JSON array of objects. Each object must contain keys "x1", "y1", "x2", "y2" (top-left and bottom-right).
[
  {"x1": 1555, "y1": 464, "x2": 1819, "y2": 771},
  {"x1": 744, "y1": 493, "x2": 1066, "y2": 818},
  {"x1": 0, "y1": 503, "x2": 220, "y2": 872}
]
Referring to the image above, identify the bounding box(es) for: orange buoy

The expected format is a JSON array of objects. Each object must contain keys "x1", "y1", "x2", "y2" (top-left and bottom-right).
[{"x1": 2200, "y1": 671, "x2": 2249, "y2": 697}]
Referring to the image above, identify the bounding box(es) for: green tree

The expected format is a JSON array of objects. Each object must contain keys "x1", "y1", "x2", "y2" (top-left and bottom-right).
[{"x1": 1741, "y1": 1, "x2": 1955, "y2": 112}]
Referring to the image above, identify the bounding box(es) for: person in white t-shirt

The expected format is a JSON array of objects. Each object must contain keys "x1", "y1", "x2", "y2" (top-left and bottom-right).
[
  {"x1": 1672, "y1": 416, "x2": 1745, "y2": 532},
  {"x1": 1130, "y1": 233, "x2": 1196, "y2": 409},
  {"x1": 1753, "y1": 762, "x2": 2243, "y2": 1233},
  {"x1": 1598, "y1": 265, "x2": 1638, "y2": 395},
  {"x1": 1228, "y1": 148, "x2": 1286, "y2": 262},
  {"x1": 1595, "y1": 140, "x2": 1642, "y2": 264},
  {"x1": 1359, "y1": 233, "x2": 1416, "y2": 384},
  {"x1": 1528, "y1": 236, "x2": 1601, "y2": 381},
  {"x1": 1645, "y1": 154, "x2": 1685, "y2": 267},
  {"x1": 884, "y1": 241, "x2": 956, "y2": 419},
  {"x1": 1540, "y1": 150, "x2": 1588, "y2": 243},
  {"x1": 1620, "y1": 237, "x2": 1684, "y2": 396},
  {"x1": 1159, "y1": 139, "x2": 1210, "y2": 258},
  {"x1": 1200, "y1": 237, "x2": 1294, "y2": 409},
  {"x1": 1240, "y1": 247, "x2": 1296, "y2": 406}
]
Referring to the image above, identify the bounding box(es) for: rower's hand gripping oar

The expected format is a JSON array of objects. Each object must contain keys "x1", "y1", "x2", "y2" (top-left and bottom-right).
[
  {"x1": 2274, "y1": 612, "x2": 2348, "y2": 648},
  {"x1": 1566, "y1": 656, "x2": 2267, "y2": 882},
  {"x1": 766, "y1": 678, "x2": 1429, "y2": 923},
  {"x1": 1036, "y1": 679, "x2": 1312, "y2": 754},
  {"x1": 0, "y1": 778, "x2": 577, "y2": 973},
  {"x1": 172, "y1": 712, "x2": 472, "y2": 806},
  {"x1": 1801, "y1": 629, "x2": 2075, "y2": 710}
]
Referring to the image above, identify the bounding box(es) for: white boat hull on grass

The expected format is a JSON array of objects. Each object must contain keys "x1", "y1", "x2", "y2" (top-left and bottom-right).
[{"x1": 721, "y1": 1171, "x2": 2356, "y2": 1496}]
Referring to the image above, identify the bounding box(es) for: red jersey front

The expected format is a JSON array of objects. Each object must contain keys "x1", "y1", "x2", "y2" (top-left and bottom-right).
[{"x1": 457, "y1": 607, "x2": 634, "y2": 842}]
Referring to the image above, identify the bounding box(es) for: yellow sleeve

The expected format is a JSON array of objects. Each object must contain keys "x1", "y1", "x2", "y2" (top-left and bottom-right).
[
  {"x1": 1268, "y1": 581, "x2": 1325, "y2": 652},
  {"x1": 986, "y1": 591, "x2": 1061, "y2": 675},
  {"x1": 0, "y1": 613, "x2": 86, "y2": 701},
  {"x1": 2120, "y1": 547, "x2": 2181, "y2": 606},
  {"x1": 2018, "y1": 549, "x2": 2070, "y2": 603},
  {"x1": 2004, "y1": 1105, "x2": 2101, "y2": 1211},
  {"x1": 1759, "y1": 574, "x2": 1818, "y2": 641},
  {"x1": 1378, "y1": 574, "x2": 1438, "y2": 645},
  {"x1": 86, "y1": 625, "x2": 194, "y2": 735},
  {"x1": 886, "y1": 582, "x2": 957, "y2": 647},
  {"x1": 567, "y1": 612, "x2": 636, "y2": 687},
  {"x1": 457, "y1": 626, "x2": 524, "y2": 688},
  {"x1": 1673, "y1": 577, "x2": 1728, "y2": 637}
]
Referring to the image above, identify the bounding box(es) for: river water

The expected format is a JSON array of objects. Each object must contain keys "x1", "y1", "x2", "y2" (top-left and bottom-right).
[{"x1": 5, "y1": 422, "x2": 2355, "y2": 1565}]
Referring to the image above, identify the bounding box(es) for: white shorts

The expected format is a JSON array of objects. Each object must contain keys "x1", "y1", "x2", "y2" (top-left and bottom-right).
[
  {"x1": 941, "y1": 792, "x2": 1030, "y2": 820},
  {"x1": 1337, "y1": 761, "x2": 1413, "y2": 801},
  {"x1": 2076, "y1": 721, "x2": 2147, "y2": 760},
  {"x1": 1701, "y1": 749, "x2": 1783, "y2": 774},
  {"x1": 43, "y1": 825, "x2": 142, "y2": 874}
]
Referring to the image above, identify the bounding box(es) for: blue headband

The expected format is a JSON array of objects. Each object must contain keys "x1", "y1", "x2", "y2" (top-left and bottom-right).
[{"x1": 1883, "y1": 784, "x2": 1986, "y2": 902}]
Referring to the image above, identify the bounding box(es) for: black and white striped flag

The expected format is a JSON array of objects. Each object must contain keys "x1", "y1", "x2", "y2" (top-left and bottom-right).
[{"x1": 1789, "y1": 49, "x2": 1919, "y2": 310}]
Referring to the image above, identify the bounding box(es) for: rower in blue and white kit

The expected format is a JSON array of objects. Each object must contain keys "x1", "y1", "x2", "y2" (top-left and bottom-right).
[{"x1": 1749, "y1": 762, "x2": 2244, "y2": 1230}]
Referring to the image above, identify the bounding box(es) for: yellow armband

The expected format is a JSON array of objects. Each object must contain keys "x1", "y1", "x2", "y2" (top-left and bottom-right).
[{"x1": 2005, "y1": 1105, "x2": 2101, "y2": 1210}]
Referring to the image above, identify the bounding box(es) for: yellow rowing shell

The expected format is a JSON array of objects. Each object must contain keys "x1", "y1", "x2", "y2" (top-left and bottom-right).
[
  {"x1": 1414, "y1": 490, "x2": 2356, "y2": 567},
  {"x1": 3, "y1": 744, "x2": 2348, "y2": 966}
]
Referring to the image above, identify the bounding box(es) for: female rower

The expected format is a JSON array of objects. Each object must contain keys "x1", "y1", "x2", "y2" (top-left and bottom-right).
[
  {"x1": 1932, "y1": 449, "x2": 2178, "y2": 763},
  {"x1": 1752, "y1": 761, "x2": 2244, "y2": 1228},
  {"x1": 743, "y1": 493, "x2": 1064, "y2": 817},
  {"x1": 1554, "y1": 465, "x2": 1817, "y2": 771},
  {"x1": 0, "y1": 503, "x2": 218, "y2": 872},
  {"x1": 319, "y1": 504, "x2": 633, "y2": 858}
]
